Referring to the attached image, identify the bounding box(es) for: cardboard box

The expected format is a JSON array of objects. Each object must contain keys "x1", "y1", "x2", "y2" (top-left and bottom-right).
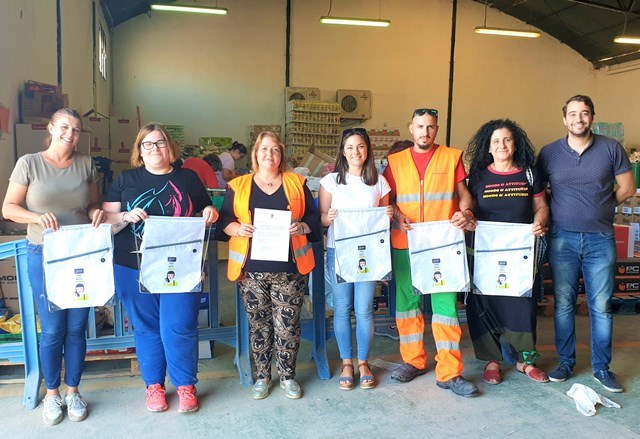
[
  {"x1": 21, "y1": 89, "x2": 69, "y2": 124},
  {"x1": 620, "y1": 198, "x2": 634, "y2": 216},
  {"x1": 614, "y1": 224, "x2": 634, "y2": 259},
  {"x1": 15, "y1": 124, "x2": 90, "y2": 157},
  {"x1": 83, "y1": 116, "x2": 110, "y2": 158},
  {"x1": 110, "y1": 117, "x2": 138, "y2": 162},
  {"x1": 0, "y1": 230, "x2": 28, "y2": 313},
  {"x1": 297, "y1": 145, "x2": 336, "y2": 177}
]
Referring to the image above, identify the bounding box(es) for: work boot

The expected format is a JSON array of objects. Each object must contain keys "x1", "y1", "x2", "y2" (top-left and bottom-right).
[
  {"x1": 436, "y1": 376, "x2": 478, "y2": 397},
  {"x1": 391, "y1": 363, "x2": 427, "y2": 383}
]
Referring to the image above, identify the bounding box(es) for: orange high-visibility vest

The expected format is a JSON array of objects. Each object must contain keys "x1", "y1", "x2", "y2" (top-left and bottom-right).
[
  {"x1": 226, "y1": 172, "x2": 315, "y2": 281},
  {"x1": 388, "y1": 146, "x2": 462, "y2": 249}
]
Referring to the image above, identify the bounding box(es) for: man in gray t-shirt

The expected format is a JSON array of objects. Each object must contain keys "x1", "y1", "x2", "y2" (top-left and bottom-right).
[{"x1": 537, "y1": 95, "x2": 635, "y2": 393}]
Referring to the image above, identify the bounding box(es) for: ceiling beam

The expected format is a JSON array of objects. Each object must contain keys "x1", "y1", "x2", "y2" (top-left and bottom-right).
[{"x1": 566, "y1": 0, "x2": 640, "y2": 16}]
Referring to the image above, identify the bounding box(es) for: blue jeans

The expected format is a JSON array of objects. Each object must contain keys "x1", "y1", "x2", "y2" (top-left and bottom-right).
[
  {"x1": 27, "y1": 244, "x2": 89, "y2": 390},
  {"x1": 326, "y1": 247, "x2": 375, "y2": 361},
  {"x1": 114, "y1": 264, "x2": 201, "y2": 387},
  {"x1": 548, "y1": 226, "x2": 615, "y2": 372}
]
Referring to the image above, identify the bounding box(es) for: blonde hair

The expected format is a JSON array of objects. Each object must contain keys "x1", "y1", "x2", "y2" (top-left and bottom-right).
[
  {"x1": 130, "y1": 124, "x2": 179, "y2": 168},
  {"x1": 251, "y1": 131, "x2": 287, "y2": 174}
]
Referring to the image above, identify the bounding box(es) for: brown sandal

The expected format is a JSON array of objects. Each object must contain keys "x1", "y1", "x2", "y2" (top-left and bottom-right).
[
  {"x1": 339, "y1": 364, "x2": 355, "y2": 390},
  {"x1": 358, "y1": 362, "x2": 376, "y2": 389},
  {"x1": 483, "y1": 360, "x2": 502, "y2": 385},
  {"x1": 517, "y1": 363, "x2": 549, "y2": 383}
]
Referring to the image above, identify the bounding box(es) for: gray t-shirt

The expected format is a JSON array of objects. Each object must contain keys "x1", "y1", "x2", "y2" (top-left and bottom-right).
[{"x1": 9, "y1": 152, "x2": 98, "y2": 244}]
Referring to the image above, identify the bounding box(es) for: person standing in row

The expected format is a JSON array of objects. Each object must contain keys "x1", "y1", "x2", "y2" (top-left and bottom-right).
[
  {"x1": 2, "y1": 108, "x2": 105, "y2": 425},
  {"x1": 218, "y1": 131, "x2": 321, "y2": 400},
  {"x1": 383, "y1": 108, "x2": 478, "y2": 397},
  {"x1": 537, "y1": 95, "x2": 635, "y2": 393},
  {"x1": 102, "y1": 124, "x2": 218, "y2": 413},
  {"x1": 319, "y1": 128, "x2": 392, "y2": 390},
  {"x1": 465, "y1": 119, "x2": 550, "y2": 385}
]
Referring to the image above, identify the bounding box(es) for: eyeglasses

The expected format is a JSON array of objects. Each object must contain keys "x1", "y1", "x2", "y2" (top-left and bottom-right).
[
  {"x1": 342, "y1": 127, "x2": 368, "y2": 138},
  {"x1": 141, "y1": 139, "x2": 168, "y2": 150},
  {"x1": 412, "y1": 108, "x2": 438, "y2": 118}
]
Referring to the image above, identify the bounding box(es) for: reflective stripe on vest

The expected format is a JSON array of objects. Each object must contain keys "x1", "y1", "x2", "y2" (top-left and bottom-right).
[
  {"x1": 226, "y1": 172, "x2": 315, "y2": 281},
  {"x1": 388, "y1": 147, "x2": 462, "y2": 249}
]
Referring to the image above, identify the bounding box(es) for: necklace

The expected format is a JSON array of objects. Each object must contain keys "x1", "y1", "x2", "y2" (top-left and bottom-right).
[{"x1": 258, "y1": 174, "x2": 280, "y2": 187}]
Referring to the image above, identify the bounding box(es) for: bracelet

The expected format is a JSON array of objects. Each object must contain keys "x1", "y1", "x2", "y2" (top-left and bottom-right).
[
  {"x1": 236, "y1": 224, "x2": 241, "y2": 237},
  {"x1": 122, "y1": 211, "x2": 129, "y2": 223}
]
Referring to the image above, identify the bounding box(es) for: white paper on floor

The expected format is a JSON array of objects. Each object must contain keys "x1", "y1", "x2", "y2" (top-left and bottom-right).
[{"x1": 566, "y1": 383, "x2": 621, "y2": 416}]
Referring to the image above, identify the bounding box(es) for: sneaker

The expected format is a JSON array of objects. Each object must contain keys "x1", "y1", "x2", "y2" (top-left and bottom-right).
[
  {"x1": 252, "y1": 379, "x2": 273, "y2": 400},
  {"x1": 280, "y1": 379, "x2": 302, "y2": 399},
  {"x1": 146, "y1": 384, "x2": 168, "y2": 412},
  {"x1": 593, "y1": 370, "x2": 624, "y2": 393},
  {"x1": 390, "y1": 363, "x2": 427, "y2": 383},
  {"x1": 42, "y1": 394, "x2": 64, "y2": 426},
  {"x1": 64, "y1": 392, "x2": 88, "y2": 422},
  {"x1": 548, "y1": 363, "x2": 573, "y2": 383},
  {"x1": 177, "y1": 385, "x2": 199, "y2": 412},
  {"x1": 374, "y1": 325, "x2": 400, "y2": 341},
  {"x1": 436, "y1": 376, "x2": 479, "y2": 397}
]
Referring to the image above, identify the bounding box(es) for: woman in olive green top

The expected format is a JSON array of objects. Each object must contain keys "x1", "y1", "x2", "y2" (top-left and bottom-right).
[{"x1": 2, "y1": 108, "x2": 105, "y2": 426}]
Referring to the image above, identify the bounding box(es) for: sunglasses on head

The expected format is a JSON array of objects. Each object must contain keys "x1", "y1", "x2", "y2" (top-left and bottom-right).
[
  {"x1": 412, "y1": 108, "x2": 438, "y2": 118},
  {"x1": 342, "y1": 127, "x2": 368, "y2": 138}
]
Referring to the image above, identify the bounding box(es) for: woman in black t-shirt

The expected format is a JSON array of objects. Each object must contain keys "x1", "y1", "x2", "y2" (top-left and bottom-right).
[
  {"x1": 218, "y1": 131, "x2": 321, "y2": 400},
  {"x1": 465, "y1": 119, "x2": 550, "y2": 386},
  {"x1": 103, "y1": 124, "x2": 217, "y2": 413}
]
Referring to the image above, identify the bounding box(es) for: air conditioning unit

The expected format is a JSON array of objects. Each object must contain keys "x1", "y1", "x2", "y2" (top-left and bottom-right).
[
  {"x1": 337, "y1": 89, "x2": 372, "y2": 120},
  {"x1": 285, "y1": 87, "x2": 321, "y2": 102}
]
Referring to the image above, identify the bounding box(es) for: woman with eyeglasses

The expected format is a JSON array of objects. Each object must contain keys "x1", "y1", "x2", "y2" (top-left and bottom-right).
[
  {"x1": 464, "y1": 119, "x2": 549, "y2": 386},
  {"x1": 102, "y1": 124, "x2": 218, "y2": 413},
  {"x1": 319, "y1": 128, "x2": 393, "y2": 390},
  {"x1": 2, "y1": 108, "x2": 105, "y2": 425},
  {"x1": 217, "y1": 131, "x2": 321, "y2": 400}
]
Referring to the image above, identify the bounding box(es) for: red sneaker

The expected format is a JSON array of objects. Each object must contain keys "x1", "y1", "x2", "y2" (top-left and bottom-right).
[
  {"x1": 177, "y1": 385, "x2": 199, "y2": 413},
  {"x1": 146, "y1": 384, "x2": 168, "y2": 412}
]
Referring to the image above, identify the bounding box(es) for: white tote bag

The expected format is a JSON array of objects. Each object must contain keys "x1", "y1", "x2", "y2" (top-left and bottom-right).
[
  {"x1": 407, "y1": 220, "x2": 470, "y2": 295},
  {"x1": 139, "y1": 216, "x2": 206, "y2": 294},
  {"x1": 473, "y1": 221, "x2": 534, "y2": 297},
  {"x1": 333, "y1": 207, "x2": 392, "y2": 283},
  {"x1": 43, "y1": 224, "x2": 115, "y2": 310}
]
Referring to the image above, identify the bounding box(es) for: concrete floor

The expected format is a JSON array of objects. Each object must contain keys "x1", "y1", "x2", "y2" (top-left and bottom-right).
[{"x1": 1, "y1": 268, "x2": 639, "y2": 438}]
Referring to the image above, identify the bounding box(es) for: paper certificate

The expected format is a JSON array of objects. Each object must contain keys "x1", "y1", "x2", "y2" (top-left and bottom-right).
[{"x1": 250, "y1": 208, "x2": 292, "y2": 262}]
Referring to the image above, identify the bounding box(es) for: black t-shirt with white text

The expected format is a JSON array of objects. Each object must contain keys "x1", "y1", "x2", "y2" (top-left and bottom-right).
[{"x1": 468, "y1": 167, "x2": 543, "y2": 224}]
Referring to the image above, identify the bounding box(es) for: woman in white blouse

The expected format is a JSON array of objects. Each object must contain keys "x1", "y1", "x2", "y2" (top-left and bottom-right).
[{"x1": 319, "y1": 128, "x2": 392, "y2": 390}]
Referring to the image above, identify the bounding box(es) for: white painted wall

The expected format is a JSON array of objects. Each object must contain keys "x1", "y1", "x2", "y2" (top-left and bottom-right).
[
  {"x1": 114, "y1": 0, "x2": 640, "y2": 155},
  {"x1": 0, "y1": 0, "x2": 57, "y2": 203},
  {"x1": 0, "y1": 0, "x2": 111, "y2": 209},
  {"x1": 112, "y1": 0, "x2": 286, "y2": 144}
]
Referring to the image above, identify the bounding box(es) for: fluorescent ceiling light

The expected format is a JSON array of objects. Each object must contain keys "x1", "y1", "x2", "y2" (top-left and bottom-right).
[
  {"x1": 150, "y1": 4, "x2": 228, "y2": 15},
  {"x1": 474, "y1": 26, "x2": 541, "y2": 38},
  {"x1": 614, "y1": 36, "x2": 640, "y2": 44},
  {"x1": 320, "y1": 16, "x2": 390, "y2": 27}
]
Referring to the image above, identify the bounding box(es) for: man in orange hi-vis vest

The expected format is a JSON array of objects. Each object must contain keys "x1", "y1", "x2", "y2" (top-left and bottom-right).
[{"x1": 382, "y1": 108, "x2": 478, "y2": 397}]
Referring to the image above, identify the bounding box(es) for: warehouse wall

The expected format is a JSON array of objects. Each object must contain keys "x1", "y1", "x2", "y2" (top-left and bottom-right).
[
  {"x1": 111, "y1": 0, "x2": 286, "y2": 144},
  {"x1": 0, "y1": 0, "x2": 111, "y2": 207},
  {"x1": 0, "y1": 1, "x2": 58, "y2": 204},
  {"x1": 595, "y1": 65, "x2": 640, "y2": 151}
]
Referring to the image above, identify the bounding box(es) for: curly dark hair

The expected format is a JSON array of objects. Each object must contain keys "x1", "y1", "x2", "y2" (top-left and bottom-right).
[{"x1": 465, "y1": 119, "x2": 537, "y2": 183}]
